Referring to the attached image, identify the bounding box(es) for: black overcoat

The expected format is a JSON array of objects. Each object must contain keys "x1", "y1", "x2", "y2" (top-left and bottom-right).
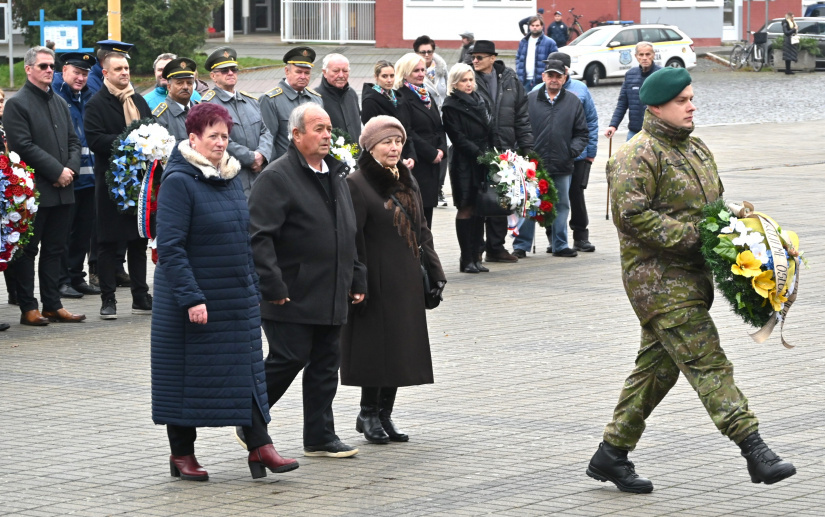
[
  {"x1": 782, "y1": 20, "x2": 799, "y2": 62},
  {"x1": 395, "y1": 86, "x2": 447, "y2": 208},
  {"x1": 151, "y1": 142, "x2": 269, "y2": 427},
  {"x1": 84, "y1": 87, "x2": 152, "y2": 242},
  {"x1": 360, "y1": 84, "x2": 417, "y2": 162},
  {"x1": 249, "y1": 143, "x2": 367, "y2": 325},
  {"x1": 441, "y1": 91, "x2": 493, "y2": 208},
  {"x1": 340, "y1": 156, "x2": 445, "y2": 387},
  {"x1": 4, "y1": 81, "x2": 81, "y2": 208}
]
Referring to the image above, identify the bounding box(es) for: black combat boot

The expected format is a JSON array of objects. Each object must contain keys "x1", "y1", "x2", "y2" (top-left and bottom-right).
[
  {"x1": 379, "y1": 387, "x2": 409, "y2": 442},
  {"x1": 587, "y1": 441, "x2": 653, "y2": 494},
  {"x1": 355, "y1": 387, "x2": 390, "y2": 444},
  {"x1": 738, "y1": 432, "x2": 796, "y2": 484}
]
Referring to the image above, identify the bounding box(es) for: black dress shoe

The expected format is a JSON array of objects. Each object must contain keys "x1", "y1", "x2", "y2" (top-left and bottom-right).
[
  {"x1": 739, "y1": 432, "x2": 796, "y2": 484},
  {"x1": 574, "y1": 240, "x2": 596, "y2": 252},
  {"x1": 587, "y1": 441, "x2": 653, "y2": 494},
  {"x1": 0, "y1": 322, "x2": 9, "y2": 331},
  {"x1": 474, "y1": 261, "x2": 489, "y2": 272},
  {"x1": 59, "y1": 284, "x2": 84, "y2": 299},
  {"x1": 512, "y1": 249, "x2": 527, "y2": 259},
  {"x1": 553, "y1": 248, "x2": 578, "y2": 257},
  {"x1": 355, "y1": 411, "x2": 390, "y2": 444},
  {"x1": 460, "y1": 260, "x2": 480, "y2": 274},
  {"x1": 73, "y1": 281, "x2": 101, "y2": 295}
]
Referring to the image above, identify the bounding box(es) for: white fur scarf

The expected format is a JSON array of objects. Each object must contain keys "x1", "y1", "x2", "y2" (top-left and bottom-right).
[{"x1": 178, "y1": 140, "x2": 241, "y2": 180}]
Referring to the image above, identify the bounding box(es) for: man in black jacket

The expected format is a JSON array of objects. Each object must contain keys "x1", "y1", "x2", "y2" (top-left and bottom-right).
[
  {"x1": 249, "y1": 103, "x2": 367, "y2": 458},
  {"x1": 525, "y1": 60, "x2": 589, "y2": 257},
  {"x1": 472, "y1": 40, "x2": 534, "y2": 263},
  {"x1": 316, "y1": 53, "x2": 361, "y2": 143},
  {"x1": 5, "y1": 46, "x2": 85, "y2": 326}
]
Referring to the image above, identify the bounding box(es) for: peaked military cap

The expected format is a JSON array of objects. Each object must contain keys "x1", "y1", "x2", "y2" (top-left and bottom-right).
[
  {"x1": 162, "y1": 57, "x2": 197, "y2": 80},
  {"x1": 205, "y1": 47, "x2": 238, "y2": 71},
  {"x1": 96, "y1": 39, "x2": 134, "y2": 57},
  {"x1": 59, "y1": 52, "x2": 96, "y2": 70},
  {"x1": 639, "y1": 67, "x2": 692, "y2": 106},
  {"x1": 283, "y1": 47, "x2": 316, "y2": 69}
]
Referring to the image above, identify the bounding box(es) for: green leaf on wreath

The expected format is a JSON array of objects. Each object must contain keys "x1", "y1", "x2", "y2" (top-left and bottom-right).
[
  {"x1": 712, "y1": 238, "x2": 738, "y2": 262},
  {"x1": 735, "y1": 291, "x2": 745, "y2": 309},
  {"x1": 718, "y1": 209, "x2": 731, "y2": 222}
]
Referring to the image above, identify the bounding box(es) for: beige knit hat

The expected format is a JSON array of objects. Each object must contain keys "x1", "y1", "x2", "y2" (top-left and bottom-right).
[{"x1": 359, "y1": 115, "x2": 407, "y2": 152}]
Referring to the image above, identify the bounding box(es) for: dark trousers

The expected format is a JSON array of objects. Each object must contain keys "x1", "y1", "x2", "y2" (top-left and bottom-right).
[
  {"x1": 60, "y1": 187, "x2": 96, "y2": 286},
  {"x1": 423, "y1": 207, "x2": 434, "y2": 229},
  {"x1": 484, "y1": 216, "x2": 508, "y2": 253},
  {"x1": 98, "y1": 238, "x2": 148, "y2": 301},
  {"x1": 262, "y1": 319, "x2": 341, "y2": 447},
  {"x1": 10, "y1": 204, "x2": 72, "y2": 313},
  {"x1": 166, "y1": 399, "x2": 272, "y2": 456},
  {"x1": 569, "y1": 160, "x2": 591, "y2": 242}
]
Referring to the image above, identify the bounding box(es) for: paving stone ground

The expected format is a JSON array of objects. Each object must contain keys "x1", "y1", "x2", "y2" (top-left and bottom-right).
[{"x1": 2, "y1": 41, "x2": 825, "y2": 516}]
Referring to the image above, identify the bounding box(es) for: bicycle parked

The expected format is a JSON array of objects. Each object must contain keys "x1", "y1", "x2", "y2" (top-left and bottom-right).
[{"x1": 730, "y1": 31, "x2": 770, "y2": 71}]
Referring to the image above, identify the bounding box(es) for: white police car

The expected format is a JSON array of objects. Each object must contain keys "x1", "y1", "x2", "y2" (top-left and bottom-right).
[{"x1": 561, "y1": 24, "x2": 696, "y2": 86}]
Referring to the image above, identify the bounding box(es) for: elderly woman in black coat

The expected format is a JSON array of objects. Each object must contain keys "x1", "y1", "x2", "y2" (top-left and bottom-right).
[
  {"x1": 341, "y1": 116, "x2": 446, "y2": 444},
  {"x1": 361, "y1": 60, "x2": 417, "y2": 170},
  {"x1": 394, "y1": 53, "x2": 447, "y2": 228},
  {"x1": 782, "y1": 12, "x2": 799, "y2": 75},
  {"x1": 441, "y1": 63, "x2": 493, "y2": 274},
  {"x1": 151, "y1": 103, "x2": 298, "y2": 481}
]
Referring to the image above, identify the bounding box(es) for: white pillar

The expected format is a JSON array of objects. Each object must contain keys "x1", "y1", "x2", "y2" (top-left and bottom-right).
[
  {"x1": 225, "y1": 0, "x2": 234, "y2": 42},
  {"x1": 242, "y1": 0, "x2": 250, "y2": 35}
]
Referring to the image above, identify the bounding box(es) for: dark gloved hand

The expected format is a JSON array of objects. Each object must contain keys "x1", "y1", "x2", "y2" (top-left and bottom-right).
[{"x1": 430, "y1": 281, "x2": 446, "y2": 301}]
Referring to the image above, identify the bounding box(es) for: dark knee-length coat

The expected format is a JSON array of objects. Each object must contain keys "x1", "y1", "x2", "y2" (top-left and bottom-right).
[
  {"x1": 441, "y1": 90, "x2": 493, "y2": 209},
  {"x1": 340, "y1": 155, "x2": 446, "y2": 387},
  {"x1": 150, "y1": 141, "x2": 269, "y2": 427}
]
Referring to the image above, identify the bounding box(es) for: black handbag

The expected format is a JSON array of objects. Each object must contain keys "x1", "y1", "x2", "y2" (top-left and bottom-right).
[
  {"x1": 390, "y1": 195, "x2": 444, "y2": 310},
  {"x1": 474, "y1": 180, "x2": 512, "y2": 217}
]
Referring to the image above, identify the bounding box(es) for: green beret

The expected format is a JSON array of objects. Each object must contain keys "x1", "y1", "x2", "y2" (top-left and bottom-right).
[{"x1": 639, "y1": 67, "x2": 692, "y2": 106}]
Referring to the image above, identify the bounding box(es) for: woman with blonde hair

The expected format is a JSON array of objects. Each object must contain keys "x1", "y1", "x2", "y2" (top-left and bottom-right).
[
  {"x1": 441, "y1": 63, "x2": 492, "y2": 273},
  {"x1": 782, "y1": 12, "x2": 799, "y2": 75},
  {"x1": 394, "y1": 53, "x2": 447, "y2": 228}
]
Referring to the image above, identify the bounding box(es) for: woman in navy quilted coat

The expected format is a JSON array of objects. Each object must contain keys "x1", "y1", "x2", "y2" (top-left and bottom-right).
[{"x1": 151, "y1": 103, "x2": 297, "y2": 482}]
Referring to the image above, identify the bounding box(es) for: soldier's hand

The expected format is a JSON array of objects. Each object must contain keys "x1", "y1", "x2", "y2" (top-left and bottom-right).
[{"x1": 604, "y1": 127, "x2": 616, "y2": 138}]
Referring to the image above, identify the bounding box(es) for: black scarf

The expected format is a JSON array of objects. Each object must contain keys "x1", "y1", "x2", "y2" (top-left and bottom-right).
[{"x1": 452, "y1": 90, "x2": 491, "y2": 124}]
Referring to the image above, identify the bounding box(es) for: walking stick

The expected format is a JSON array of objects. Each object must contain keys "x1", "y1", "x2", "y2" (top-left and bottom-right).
[{"x1": 605, "y1": 136, "x2": 612, "y2": 220}]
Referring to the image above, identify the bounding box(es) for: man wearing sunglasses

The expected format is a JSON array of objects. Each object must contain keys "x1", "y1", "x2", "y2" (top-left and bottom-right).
[
  {"x1": 201, "y1": 47, "x2": 272, "y2": 199},
  {"x1": 4, "y1": 46, "x2": 84, "y2": 326}
]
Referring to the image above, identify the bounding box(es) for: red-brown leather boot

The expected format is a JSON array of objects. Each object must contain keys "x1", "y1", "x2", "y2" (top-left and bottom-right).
[
  {"x1": 248, "y1": 444, "x2": 299, "y2": 479},
  {"x1": 169, "y1": 454, "x2": 208, "y2": 481}
]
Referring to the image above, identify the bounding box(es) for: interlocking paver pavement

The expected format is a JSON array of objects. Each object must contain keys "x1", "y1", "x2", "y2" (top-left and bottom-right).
[{"x1": 3, "y1": 39, "x2": 825, "y2": 514}]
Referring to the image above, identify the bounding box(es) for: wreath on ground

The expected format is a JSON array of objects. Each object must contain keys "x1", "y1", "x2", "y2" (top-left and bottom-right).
[{"x1": 0, "y1": 152, "x2": 39, "y2": 271}]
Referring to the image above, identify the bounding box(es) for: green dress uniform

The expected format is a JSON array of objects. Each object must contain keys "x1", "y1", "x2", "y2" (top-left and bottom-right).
[
  {"x1": 259, "y1": 78, "x2": 323, "y2": 160},
  {"x1": 201, "y1": 87, "x2": 272, "y2": 198},
  {"x1": 152, "y1": 99, "x2": 193, "y2": 143},
  {"x1": 603, "y1": 110, "x2": 758, "y2": 450}
]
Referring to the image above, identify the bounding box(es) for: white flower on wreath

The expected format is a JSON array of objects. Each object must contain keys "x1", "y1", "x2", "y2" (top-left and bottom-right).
[
  {"x1": 335, "y1": 136, "x2": 345, "y2": 146},
  {"x1": 7, "y1": 231, "x2": 20, "y2": 244},
  {"x1": 26, "y1": 197, "x2": 38, "y2": 213},
  {"x1": 720, "y1": 217, "x2": 747, "y2": 235},
  {"x1": 749, "y1": 242, "x2": 769, "y2": 264},
  {"x1": 733, "y1": 230, "x2": 764, "y2": 248},
  {"x1": 8, "y1": 151, "x2": 20, "y2": 163},
  {"x1": 7, "y1": 212, "x2": 21, "y2": 223}
]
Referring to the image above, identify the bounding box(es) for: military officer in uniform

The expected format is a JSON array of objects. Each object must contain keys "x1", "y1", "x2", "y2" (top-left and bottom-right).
[
  {"x1": 152, "y1": 57, "x2": 198, "y2": 142},
  {"x1": 586, "y1": 68, "x2": 796, "y2": 494},
  {"x1": 259, "y1": 46, "x2": 323, "y2": 161},
  {"x1": 201, "y1": 47, "x2": 272, "y2": 198}
]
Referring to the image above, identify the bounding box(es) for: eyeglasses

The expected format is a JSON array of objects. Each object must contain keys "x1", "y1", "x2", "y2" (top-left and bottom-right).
[
  {"x1": 216, "y1": 67, "x2": 238, "y2": 75},
  {"x1": 471, "y1": 55, "x2": 491, "y2": 62},
  {"x1": 417, "y1": 50, "x2": 434, "y2": 56},
  {"x1": 36, "y1": 63, "x2": 56, "y2": 70}
]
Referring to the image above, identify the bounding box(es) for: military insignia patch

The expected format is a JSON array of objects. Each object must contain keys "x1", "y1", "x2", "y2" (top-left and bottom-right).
[
  {"x1": 240, "y1": 91, "x2": 259, "y2": 100},
  {"x1": 266, "y1": 87, "x2": 283, "y2": 98},
  {"x1": 152, "y1": 102, "x2": 168, "y2": 117},
  {"x1": 306, "y1": 87, "x2": 321, "y2": 97},
  {"x1": 202, "y1": 90, "x2": 217, "y2": 101}
]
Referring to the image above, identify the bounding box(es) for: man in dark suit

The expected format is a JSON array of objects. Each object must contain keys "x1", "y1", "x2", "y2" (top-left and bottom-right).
[
  {"x1": 4, "y1": 46, "x2": 85, "y2": 326},
  {"x1": 248, "y1": 103, "x2": 367, "y2": 458},
  {"x1": 84, "y1": 51, "x2": 153, "y2": 320}
]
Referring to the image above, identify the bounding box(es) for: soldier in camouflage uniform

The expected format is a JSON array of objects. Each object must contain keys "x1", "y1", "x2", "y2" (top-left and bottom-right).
[
  {"x1": 586, "y1": 67, "x2": 795, "y2": 494},
  {"x1": 152, "y1": 58, "x2": 198, "y2": 142},
  {"x1": 201, "y1": 47, "x2": 272, "y2": 198},
  {"x1": 259, "y1": 46, "x2": 323, "y2": 161}
]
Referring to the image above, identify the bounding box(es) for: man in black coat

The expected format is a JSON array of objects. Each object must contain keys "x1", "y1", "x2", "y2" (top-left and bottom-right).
[
  {"x1": 315, "y1": 53, "x2": 361, "y2": 143},
  {"x1": 471, "y1": 40, "x2": 534, "y2": 263},
  {"x1": 249, "y1": 103, "x2": 367, "y2": 458},
  {"x1": 84, "y1": 52, "x2": 153, "y2": 320},
  {"x1": 5, "y1": 46, "x2": 85, "y2": 326},
  {"x1": 525, "y1": 60, "x2": 589, "y2": 258}
]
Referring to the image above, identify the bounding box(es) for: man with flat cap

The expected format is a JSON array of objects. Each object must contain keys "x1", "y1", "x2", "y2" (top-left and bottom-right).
[
  {"x1": 54, "y1": 52, "x2": 101, "y2": 299},
  {"x1": 587, "y1": 67, "x2": 796, "y2": 493},
  {"x1": 259, "y1": 46, "x2": 323, "y2": 161},
  {"x1": 152, "y1": 57, "x2": 198, "y2": 142},
  {"x1": 458, "y1": 31, "x2": 474, "y2": 65},
  {"x1": 202, "y1": 46, "x2": 272, "y2": 198}
]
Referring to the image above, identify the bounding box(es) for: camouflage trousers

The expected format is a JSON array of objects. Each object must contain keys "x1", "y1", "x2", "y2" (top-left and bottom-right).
[{"x1": 603, "y1": 306, "x2": 759, "y2": 451}]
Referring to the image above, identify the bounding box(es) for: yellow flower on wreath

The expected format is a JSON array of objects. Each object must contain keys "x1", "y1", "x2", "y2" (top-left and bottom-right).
[
  {"x1": 768, "y1": 288, "x2": 788, "y2": 312},
  {"x1": 751, "y1": 270, "x2": 775, "y2": 298},
  {"x1": 731, "y1": 250, "x2": 762, "y2": 278}
]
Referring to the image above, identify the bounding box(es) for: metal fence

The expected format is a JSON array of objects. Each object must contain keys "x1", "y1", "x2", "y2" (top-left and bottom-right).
[{"x1": 283, "y1": 0, "x2": 376, "y2": 44}]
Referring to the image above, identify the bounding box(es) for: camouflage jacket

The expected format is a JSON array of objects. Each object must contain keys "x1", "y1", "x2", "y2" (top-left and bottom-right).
[{"x1": 607, "y1": 111, "x2": 723, "y2": 325}]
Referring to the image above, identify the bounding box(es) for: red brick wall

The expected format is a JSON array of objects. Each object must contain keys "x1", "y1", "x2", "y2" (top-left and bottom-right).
[{"x1": 375, "y1": 0, "x2": 641, "y2": 49}]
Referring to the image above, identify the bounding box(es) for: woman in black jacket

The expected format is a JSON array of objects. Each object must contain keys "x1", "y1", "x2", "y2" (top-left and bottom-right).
[
  {"x1": 394, "y1": 53, "x2": 447, "y2": 228},
  {"x1": 441, "y1": 63, "x2": 493, "y2": 274},
  {"x1": 361, "y1": 60, "x2": 416, "y2": 169}
]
